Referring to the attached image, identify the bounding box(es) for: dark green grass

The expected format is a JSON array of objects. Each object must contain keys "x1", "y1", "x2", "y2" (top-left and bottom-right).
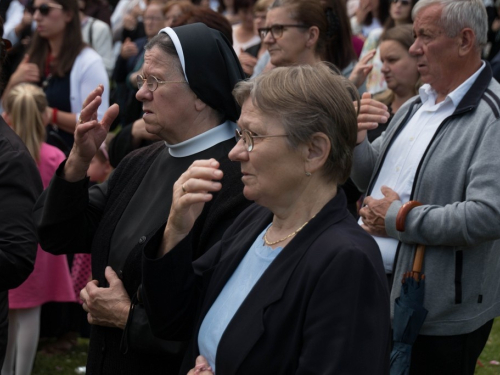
[
  {"x1": 476, "y1": 318, "x2": 500, "y2": 375},
  {"x1": 32, "y1": 338, "x2": 88, "y2": 375},
  {"x1": 30, "y1": 319, "x2": 500, "y2": 374}
]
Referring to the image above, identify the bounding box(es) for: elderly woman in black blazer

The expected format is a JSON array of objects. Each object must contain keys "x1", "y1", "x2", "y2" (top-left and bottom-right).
[{"x1": 142, "y1": 63, "x2": 390, "y2": 375}]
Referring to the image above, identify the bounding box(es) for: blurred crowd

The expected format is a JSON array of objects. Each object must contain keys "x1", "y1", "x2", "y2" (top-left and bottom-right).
[{"x1": 1, "y1": 0, "x2": 500, "y2": 374}]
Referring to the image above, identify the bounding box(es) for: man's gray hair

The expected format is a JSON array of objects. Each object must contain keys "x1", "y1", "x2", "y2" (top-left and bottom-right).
[{"x1": 412, "y1": 0, "x2": 487, "y2": 49}]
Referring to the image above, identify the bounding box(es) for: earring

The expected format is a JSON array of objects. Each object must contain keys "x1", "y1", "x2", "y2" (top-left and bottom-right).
[{"x1": 305, "y1": 172, "x2": 311, "y2": 177}]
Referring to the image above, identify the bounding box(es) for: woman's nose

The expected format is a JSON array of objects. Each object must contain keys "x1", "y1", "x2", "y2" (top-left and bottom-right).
[
  {"x1": 228, "y1": 138, "x2": 249, "y2": 161},
  {"x1": 136, "y1": 85, "x2": 152, "y2": 102},
  {"x1": 262, "y1": 31, "x2": 275, "y2": 45}
]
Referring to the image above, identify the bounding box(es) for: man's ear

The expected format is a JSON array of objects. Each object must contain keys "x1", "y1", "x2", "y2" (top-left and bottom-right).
[{"x1": 458, "y1": 28, "x2": 476, "y2": 57}]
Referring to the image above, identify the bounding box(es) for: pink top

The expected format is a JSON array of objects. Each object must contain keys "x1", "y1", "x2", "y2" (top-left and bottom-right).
[{"x1": 9, "y1": 143, "x2": 76, "y2": 309}]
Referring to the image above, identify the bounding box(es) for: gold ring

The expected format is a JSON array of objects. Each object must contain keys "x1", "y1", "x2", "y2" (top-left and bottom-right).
[
  {"x1": 78, "y1": 116, "x2": 84, "y2": 124},
  {"x1": 182, "y1": 184, "x2": 187, "y2": 193}
]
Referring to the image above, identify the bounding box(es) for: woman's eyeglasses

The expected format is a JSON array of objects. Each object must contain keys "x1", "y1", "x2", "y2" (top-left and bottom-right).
[
  {"x1": 27, "y1": 3, "x2": 64, "y2": 16},
  {"x1": 136, "y1": 75, "x2": 187, "y2": 92},
  {"x1": 0, "y1": 38, "x2": 12, "y2": 61},
  {"x1": 258, "y1": 24, "x2": 309, "y2": 40},
  {"x1": 235, "y1": 128, "x2": 288, "y2": 152},
  {"x1": 391, "y1": 0, "x2": 411, "y2": 5}
]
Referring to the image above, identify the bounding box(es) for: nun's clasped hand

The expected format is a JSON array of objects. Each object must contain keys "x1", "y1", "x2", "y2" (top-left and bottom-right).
[
  {"x1": 79, "y1": 267, "x2": 131, "y2": 329},
  {"x1": 159, "y1": 159, "x2": 223, "y2": 257}
]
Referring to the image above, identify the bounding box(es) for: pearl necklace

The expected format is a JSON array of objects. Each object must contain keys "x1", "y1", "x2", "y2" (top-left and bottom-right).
[{"x1": 263, "y1": 217, "x2": 313, "y2": 246}]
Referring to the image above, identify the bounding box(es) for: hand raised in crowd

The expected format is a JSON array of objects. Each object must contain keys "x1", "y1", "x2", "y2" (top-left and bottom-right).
[
  {"x1": 349, "y1": 49, "x2": 375, "y2": 89},
  {"x1": 356, "y1": 0, "x2": 373, "y2": 25},
  {"x1": 239, "y1": 50, "x2": 258, "y2": 76},
  {"x1": 9, "y1": 54, "x2": 39, "y2": 86},
  {"x1": 130, "y1": 118, "x2": 161, "y2": 147},
  {"x1": 18, "y1": 9, "x2": 33, "y2": 30},
  {"x1": 123, "y1": 4, "x2": 143, "y2": 31},
  {"x1": 120, "y1": 37, "x2": 139, "y2": 59},
  {"x1": 187, "y1": 356, "x2": 214, "y2": 375},
  {"x1": 359, "y1": 186, "x2": 400, "y2": 237},
  {"x1": 354, "y1": 92, "x2": 389, "y2": 144},
  {"x1": 160, "y1": 159, "x2": 223, "y2": 257},
  {"x1": 80, "y1": 267, "x2": 131, "y2": 329},
  {"x1": 64, "y1": 85, "x2": 119, "y2": 182}
]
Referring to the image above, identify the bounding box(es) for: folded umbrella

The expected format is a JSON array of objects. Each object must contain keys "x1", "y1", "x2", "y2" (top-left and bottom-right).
[{"x1": 390, "y1": 201, "x2": 428, "y2": 375}]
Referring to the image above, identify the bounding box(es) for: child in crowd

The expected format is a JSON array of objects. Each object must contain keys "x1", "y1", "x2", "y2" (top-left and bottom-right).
[{"x1": 1, "y1": 83, "x2": 75, "y2": 375}]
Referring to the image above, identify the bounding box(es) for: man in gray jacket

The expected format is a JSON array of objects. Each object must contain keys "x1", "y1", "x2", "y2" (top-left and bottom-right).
[{"x1": 352, "y1": 0, "x2": 500, "y2": 374}]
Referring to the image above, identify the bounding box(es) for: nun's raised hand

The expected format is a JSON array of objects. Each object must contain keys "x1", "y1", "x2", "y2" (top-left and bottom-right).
[
  {"x1": 64, "y1": 85, "x2": 119, "y2": 182},
  {"x1": 159, "y1": 159, "x2": 223, "y2": 257}
]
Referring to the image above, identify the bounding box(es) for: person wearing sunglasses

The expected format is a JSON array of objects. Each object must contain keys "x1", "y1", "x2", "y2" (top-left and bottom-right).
[
  {"x1": 140, "y1": 62, "x2": 390, "y2": 375},
  {"x1": 0, "y1": 15, "x2": 43, "y2": 371},
  {"x1": 1, "y1": 0, "x2": 109, "y2": 154},
  {"x1": 34, "y1": 23, "x2": 252, "y2": 375}
]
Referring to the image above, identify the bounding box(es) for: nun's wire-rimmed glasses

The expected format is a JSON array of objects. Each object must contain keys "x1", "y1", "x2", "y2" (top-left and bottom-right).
[
  {"x1": 258, "y1": 24, "x2": 309, "y2": 40},
  {"x1": 235, "y1": 128, "x2": 288, "y2": 152},
  {"x1": 136, "y1": 75, "x2": 187, "y2": 92}
]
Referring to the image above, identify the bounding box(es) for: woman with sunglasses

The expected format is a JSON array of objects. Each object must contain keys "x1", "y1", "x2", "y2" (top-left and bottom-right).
[
  {"x1": 34, "y1": 23, "x2": 251, "y2": 375},
  {"x1": 1, "y1": 0, "x2": 109, "y2": 153},
  {"x1": 141, "y1": 63, "x2": 390, "y2": 375}
]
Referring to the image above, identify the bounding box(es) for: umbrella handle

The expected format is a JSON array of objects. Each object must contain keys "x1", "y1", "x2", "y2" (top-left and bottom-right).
[
  {"x1": 396, "y1": 201, "x2": 422, "y2": 232},
  {"x1": 412, "y1": 244, "x2": 426, "y2": 280},
  {"x1": 396, "y1": 201, "x2": 426, "y2": 281}
]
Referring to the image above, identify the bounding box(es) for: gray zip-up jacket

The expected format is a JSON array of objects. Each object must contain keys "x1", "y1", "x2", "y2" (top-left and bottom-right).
[{"x1": 352, "y1": 63, "x2": 500, "y2": 336}]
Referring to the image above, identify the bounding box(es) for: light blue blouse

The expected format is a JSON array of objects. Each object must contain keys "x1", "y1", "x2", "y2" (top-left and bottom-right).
[{"x1": 198, "y1": 225, "x2": 283, "y2": 372}]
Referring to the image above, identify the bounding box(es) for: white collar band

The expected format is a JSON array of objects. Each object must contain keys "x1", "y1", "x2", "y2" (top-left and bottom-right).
[{"x1": 165, "y1": 121, "x2": 237, "y2": 157}]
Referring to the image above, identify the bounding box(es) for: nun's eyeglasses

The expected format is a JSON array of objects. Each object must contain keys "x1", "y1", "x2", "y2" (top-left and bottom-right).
[
  {"x1": 258, "y1": 24, "x2": 309, "y2": 40},
  {"x1": 137, "y1": 75, "x2": 187, "y2": 92},
  {"x1": 235, "y1": 128, "x2": 288, "y2": 152},
  {"x1": 27, "y1": 3, "x2": 63, "y2": 16}
]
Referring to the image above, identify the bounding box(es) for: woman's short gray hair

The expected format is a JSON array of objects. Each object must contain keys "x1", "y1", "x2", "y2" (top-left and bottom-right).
[
  {"x1": 412, "y1": 0, "x2": 487, "y2": 49},
  {"x1": 233, "y1": 62, "x2": 358, "y2": 184}
]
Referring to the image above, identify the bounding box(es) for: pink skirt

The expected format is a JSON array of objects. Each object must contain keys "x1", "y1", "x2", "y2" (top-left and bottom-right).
[{"x1": 9, "y1": 245, "x2": 76, "y2": 309}]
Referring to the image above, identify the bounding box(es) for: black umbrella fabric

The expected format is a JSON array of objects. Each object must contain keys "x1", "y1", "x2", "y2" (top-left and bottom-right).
[
  {"x1": 390, "y1": 201, "x2": 428, "y2": 375},
  {"x1": 390, "y1": 269, "x2": 428, "y2": 375}
]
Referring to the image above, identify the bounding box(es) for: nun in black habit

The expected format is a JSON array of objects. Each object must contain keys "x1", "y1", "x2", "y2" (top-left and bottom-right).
[{"x1": 34, "y1": 23, "x2": 251, "y2": 375}]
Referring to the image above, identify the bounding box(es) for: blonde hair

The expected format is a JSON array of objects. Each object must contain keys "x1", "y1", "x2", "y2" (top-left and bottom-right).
[
  {"x1": 3, "y1": 84, "x2": 47, "y2": 162},
  {"x1": 254, "y1": 0, "x2": 273, "y2": 12},
  {"x1": 233, "y1": 62, "x2": 358, "y2": 184}
]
